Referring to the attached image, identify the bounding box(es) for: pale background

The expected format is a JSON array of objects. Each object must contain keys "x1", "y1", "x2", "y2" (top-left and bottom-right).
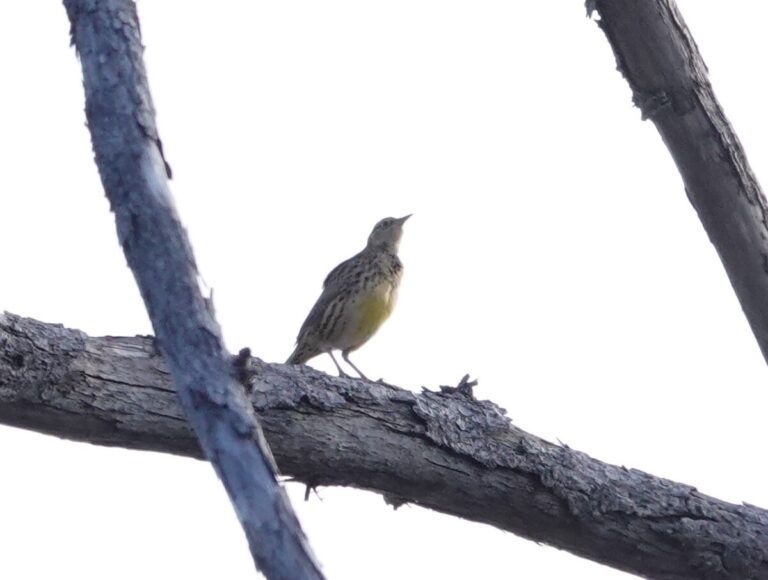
[{"x1": 1, "y1": 2, "x2": 767, "y2": 578}]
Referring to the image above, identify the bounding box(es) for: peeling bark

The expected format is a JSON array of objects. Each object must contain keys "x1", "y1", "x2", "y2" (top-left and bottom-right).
[
  {"x1": 2, "y1": 312, "x2": 766, "y2": 580},
  {"x1": 590, "y1": 0, "x2": 768, "y2": 366}
]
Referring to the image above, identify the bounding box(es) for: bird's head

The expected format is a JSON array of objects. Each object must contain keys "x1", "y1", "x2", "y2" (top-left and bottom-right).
[{"x1": 367, "y1": 214, "x2": 411, "y2": 251}]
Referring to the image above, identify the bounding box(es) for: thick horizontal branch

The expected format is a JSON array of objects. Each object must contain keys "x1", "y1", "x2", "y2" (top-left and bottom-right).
[
  {"x1": 590, "y1": 0, "x2": 768, "y2": 366},
  {"x1": 1, "y1": 313, "x2": 766, "y2": 579}
]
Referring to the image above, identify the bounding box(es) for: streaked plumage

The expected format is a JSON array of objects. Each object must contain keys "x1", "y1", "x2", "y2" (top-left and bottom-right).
[{"x1": 286, "y1": 215, "x2": 410, "y2": 379}]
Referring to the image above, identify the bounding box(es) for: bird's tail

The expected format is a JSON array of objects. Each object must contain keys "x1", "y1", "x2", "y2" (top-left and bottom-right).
[{"x1": 286, "y1": 342, "x2": 319, "y2": 365}]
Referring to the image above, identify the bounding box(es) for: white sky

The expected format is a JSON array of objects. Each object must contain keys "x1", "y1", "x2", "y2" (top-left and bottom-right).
[{"x1": 1, "y1": 1, "x2": 767, "y2": 579}]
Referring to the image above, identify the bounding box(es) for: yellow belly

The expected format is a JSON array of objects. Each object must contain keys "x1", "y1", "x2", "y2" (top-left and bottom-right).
[{"x1": 345, "y1": 283, "x2": 397, "y2": 349}]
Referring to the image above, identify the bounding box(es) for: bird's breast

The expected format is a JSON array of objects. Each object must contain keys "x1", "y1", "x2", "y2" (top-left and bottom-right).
[
  {"x1": 352, "y1": 281, "x2": 398, "y2": 342},
  {"x1": 348, "y1": 282, "x2": 397, "y2": 347}
]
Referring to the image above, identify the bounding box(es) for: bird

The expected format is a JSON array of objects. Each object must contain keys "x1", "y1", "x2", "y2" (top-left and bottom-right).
[{"x1": 286, "y1": 215, "x2": 411, "y2": 380}]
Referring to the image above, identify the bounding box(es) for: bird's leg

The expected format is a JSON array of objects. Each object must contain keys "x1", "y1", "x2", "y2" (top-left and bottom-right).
[
  {"x1": 342, "y1": 350, "x2": 369, "y2": 381},
  {"x1": 328, "y1": 351, "x2": 351, "y2": 378}
]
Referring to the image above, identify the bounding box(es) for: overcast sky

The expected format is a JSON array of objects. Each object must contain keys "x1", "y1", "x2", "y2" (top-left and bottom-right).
[{"x1": 2, "y1": 2, "x2": 767, "y2": 579}]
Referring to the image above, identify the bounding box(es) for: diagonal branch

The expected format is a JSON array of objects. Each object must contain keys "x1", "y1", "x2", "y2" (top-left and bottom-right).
[
  {"x1": 60, "y1": 1, "x2": 322, "y2": 578},
  {"x1": 589, "y1": 0, "x2": 768, "y2": 366},
  {"x1": 2, "y1": 312, "x2": 766, "y2": 580}
]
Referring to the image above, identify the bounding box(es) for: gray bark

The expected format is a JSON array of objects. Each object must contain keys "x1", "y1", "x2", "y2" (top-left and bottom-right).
[
  {"x1": 60, "y1": 1, "x2": 322, "y2": 578},
  {"x1": 1, "y1": 312, "x2": 767, "y2": 580},
  {"x1": 589, "y1": 0, "x2": 768, "y2": 366}
]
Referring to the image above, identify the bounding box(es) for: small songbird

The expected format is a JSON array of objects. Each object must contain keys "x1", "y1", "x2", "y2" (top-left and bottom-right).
[{"x1": 286, "y1": 215, "x2": 411, "y2": 380}]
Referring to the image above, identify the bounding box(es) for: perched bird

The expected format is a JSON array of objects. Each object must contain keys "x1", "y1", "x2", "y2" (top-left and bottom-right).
[{"x1": 286, "y1": 215, "x2": 411, "y2": 380}]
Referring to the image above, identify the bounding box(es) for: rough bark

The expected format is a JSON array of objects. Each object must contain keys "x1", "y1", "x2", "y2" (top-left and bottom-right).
[
  {"x1": 589, "y1": 0, "x2": 768, "y2": 365},
  {"x1": 1, "y1": 313, "x2": 766, "y2": 580},
  {"x1": 61, "y1": 1, "x2": 322, "y2": 578}
]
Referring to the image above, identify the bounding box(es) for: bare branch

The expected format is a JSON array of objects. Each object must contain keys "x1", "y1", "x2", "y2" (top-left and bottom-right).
[
  {"x1": 589, "y1": 0, "x2": 768, "y2": 366},
  {"x1": 2, "y1": 312, "x2": 766, "y2": 580},
  {"x1": 60, "y1": 1, "x2": 322, "y2": 577}
]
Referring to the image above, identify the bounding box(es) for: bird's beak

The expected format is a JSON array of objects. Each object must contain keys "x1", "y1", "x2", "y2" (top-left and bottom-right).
[{"x1": 397, "y1": 214, "x2": 412, "y2": 225}]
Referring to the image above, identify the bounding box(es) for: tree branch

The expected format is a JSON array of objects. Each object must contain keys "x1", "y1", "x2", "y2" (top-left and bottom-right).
[
  {"x1": 60, "y1": 1, "x2": 322, "y2": 577},
  {"x1": 589, "y1": 0, "x2": 768, "y2": 366},
  {"x1": 2, "y1": 313, "x2": 766, "y2": 580}
]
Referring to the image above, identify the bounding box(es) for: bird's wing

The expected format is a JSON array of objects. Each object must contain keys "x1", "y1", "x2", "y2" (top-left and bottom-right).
[
  {"x1": 323, "y1": 250, "x2": 364, "y2": 289},
  {"x1": 294, "y1": 253, "x2": 361, "y2": 342},
  {"x1": 295, "y1": 283, "x2": 345, "y2": 342}
]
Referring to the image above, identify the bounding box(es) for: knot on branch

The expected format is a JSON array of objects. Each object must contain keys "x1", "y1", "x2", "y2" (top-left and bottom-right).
[
  {"x1": 633, "y1": 88, "x2": 696, "y2": 120},
  {"x1": 233, "y1": 347, "x2": 255, "y2": 393},
  {"x1": 437, "y1": 374, "x2": 478, "y2": 399},
  {"x1": 633, "y1": 89, "x2": 672, "y2": 120},
  {"x1": 383, "y1": 493, "x2": 410, "y2": 510}
]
